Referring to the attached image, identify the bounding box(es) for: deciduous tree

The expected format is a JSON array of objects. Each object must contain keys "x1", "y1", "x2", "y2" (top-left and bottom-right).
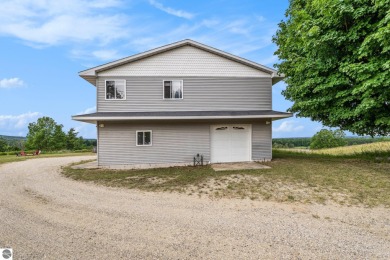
[
  {"x1": 273, "y1": 0, "x2": 390, "y2": 136},
  {"x1": 26, "y1": 117, "x2": 66, "y2": 151},
  {"x1": 0, "y1": 138, "x2": 7, "y2": 152},
  {"x1": 310, "y1": 129, "x2": 347, "y2": 149}
]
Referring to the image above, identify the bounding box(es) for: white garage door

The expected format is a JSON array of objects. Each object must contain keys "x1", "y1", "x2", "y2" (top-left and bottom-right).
[{"x1": 210, "y1": 124, "x2": 251, "y2": 163}]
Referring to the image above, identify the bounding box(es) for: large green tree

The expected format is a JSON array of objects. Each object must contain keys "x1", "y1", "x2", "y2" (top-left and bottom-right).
[
  {"x1": 66, "y1": 128, "x2": 85, "y2": 150},
  {"x1": 273, "y1": 0, "x2": 390, "y2": 136},
  {"x1": 26, "y1": 117, "x2": 66, "y2": 151},
  {"x1": 0, "y1": 138, "x2": 7, "y2": 152},
  {"x1": 310, "y1": 129, "x2": 347, "y2": 149}
]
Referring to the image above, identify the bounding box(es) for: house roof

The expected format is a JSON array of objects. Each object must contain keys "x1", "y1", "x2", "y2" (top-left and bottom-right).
[
  {"x1": 72, "y1": 110, "x2": 292, "y2": 123},
  {"x1": 79, "y1": 39, "x2": 284, "y2": 85}
]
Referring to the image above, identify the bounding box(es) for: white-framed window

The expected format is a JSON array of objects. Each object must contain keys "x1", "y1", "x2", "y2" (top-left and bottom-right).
[
  {"x1": 136, "y1": 130, "x2": 152, "y2": 146},
  {"x1": 105, "y1": 79, "x2": 126, "y2": 100},
  {"x1": 163, "y1": 80, "x2": 183, "y2": 99}
]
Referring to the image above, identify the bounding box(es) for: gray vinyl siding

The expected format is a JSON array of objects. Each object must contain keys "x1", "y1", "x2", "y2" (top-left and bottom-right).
[
  {"x1": 98, "y1": 45, "x2": 270, "y2": 78},
  {"x1": 97, "y1": 120, "x2": 271, "y2": 166},
  {"x1": 98, "y1": 122, "x2": 210, "y2": 166},
  {"x1": 252, "y1": 122, "x2": 272, "y2": 161},
  {"x1": 97, "y1": 77, "x2": 272, "y2": 112}
]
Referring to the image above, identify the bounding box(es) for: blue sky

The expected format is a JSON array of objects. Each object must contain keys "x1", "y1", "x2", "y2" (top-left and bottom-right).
[{"x1": 0, "y1": 0, "x2": 325, "y2": 139}]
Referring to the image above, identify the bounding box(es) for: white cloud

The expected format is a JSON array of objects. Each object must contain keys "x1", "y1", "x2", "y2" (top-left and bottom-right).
[
  {"x1": 0, "y1": 112, "x2": 41, "y2": 136},
  {"x1": 273, "y1": 121, "x2": 304, "y2": 133},
  {"x1": 256, "y1": 15, "x2": 265, "y2": 22},
  {"x1": 74, "y1": 122, "x2": 96, "y2": 139},
  {"x1": 78, "y1": 106, "x2": 96, "y2": 115},
  {"x1": 71, "y1": 49, "x2": 122, "y2": 61},
  {"x1": 258, "y1": 55, "x2": 278, "y2": 67},
  {"x1": 88, "y1": 0, "x2": 122, "y2": 9},
  {"x1": 91, "y1": 50, "x2": 121, "y2": 61},
  {"x1": 202, "y1": 19, "x2": 220, "y2": 28},
  {"x1": 314, "y1": 126, "x2": 324, "y2": 132},
  {"x1": 149, "y1": 0, "x2": 194, "y2": 19},
  {"x1": 224, "y1": 20, "x2": 251, "y2": 36},
  {"x1": 0, "y1": 78, "x2": 25, "y2": 88},
  {"x1": 127, "y1": 16, "x2": 276, "y2": 58},
  {"x1": 0, "y1": 0, "x2": 128, "y2": 47},
  {"x1": 0, "y1": 0, "x2": 277, "y2": 65}
]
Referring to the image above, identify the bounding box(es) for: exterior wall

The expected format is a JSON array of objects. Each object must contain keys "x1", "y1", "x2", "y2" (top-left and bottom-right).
[
  {"x1": 86, "y1": 44, "x2": 276, "y2": 166},
  {"x1": 252, "y1": 122, "x2": 272, "y2": 161},
  {"x1": 97, "y1": 77, "x2": 272, "y2": 112},
  {"x1": 98, "y1": 121, "x2": 210, "y2": 166},
  {"x1": 97, "y1": 120, "x2": 271, "y2": 166},
  {"x1": 98, "y1": 45, "x2": 270, "y2": 77}
]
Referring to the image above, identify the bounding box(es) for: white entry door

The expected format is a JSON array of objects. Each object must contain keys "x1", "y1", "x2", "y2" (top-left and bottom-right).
[{"x1": 210, "y1": 124, "x2": 251, "y2": 163}]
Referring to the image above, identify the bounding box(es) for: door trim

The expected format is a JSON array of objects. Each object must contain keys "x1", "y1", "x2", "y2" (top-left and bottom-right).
[{"x1": 210, "y1": 124, "x2": 252, "y2": 163}]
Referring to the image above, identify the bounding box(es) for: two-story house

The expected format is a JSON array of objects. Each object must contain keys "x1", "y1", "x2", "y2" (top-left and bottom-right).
[{"x1": 72, "y1": 39, "x2": 292, "y2": 167}]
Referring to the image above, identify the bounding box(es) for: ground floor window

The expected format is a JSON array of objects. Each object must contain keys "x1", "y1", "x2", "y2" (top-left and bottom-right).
[{"x1": 136, "y1": 130, "x2": 152, "y2": 146}]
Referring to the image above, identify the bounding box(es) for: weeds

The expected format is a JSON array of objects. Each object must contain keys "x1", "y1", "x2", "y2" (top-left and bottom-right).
[{"x1": 63, "y1": 149, "x2": 390, "y2": 207}]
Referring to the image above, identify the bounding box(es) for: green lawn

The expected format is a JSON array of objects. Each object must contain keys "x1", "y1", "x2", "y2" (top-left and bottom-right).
[{"x1": 63, "y1": 150, "x2": 390, "y2": 207}]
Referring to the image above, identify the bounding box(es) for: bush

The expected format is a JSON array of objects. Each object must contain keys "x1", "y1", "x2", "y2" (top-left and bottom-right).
[
  {"x1": 310, "y1": 129, "x2": 347, "y2": 149},
  {"x1": 273, "y1": 143, "x2": 286, "y2": 148}
]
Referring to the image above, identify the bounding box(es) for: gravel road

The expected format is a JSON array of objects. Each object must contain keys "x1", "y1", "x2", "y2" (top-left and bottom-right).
[{"x1": 0, "y1": 156, "x2": 389, "y2": 259}]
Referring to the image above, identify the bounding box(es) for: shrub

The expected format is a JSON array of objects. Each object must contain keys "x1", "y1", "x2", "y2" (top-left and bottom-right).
[{"x1": 310, "y1": 129, "x2": 347, "y2": 149}]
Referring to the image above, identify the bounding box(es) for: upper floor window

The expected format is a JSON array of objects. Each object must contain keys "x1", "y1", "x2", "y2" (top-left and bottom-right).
[
  {"x1": 163, "y1": 80, "x2": 183, "y2": 99},
  {"x1": 106, "y1": 80, "x2": 126, "y2": 100}
]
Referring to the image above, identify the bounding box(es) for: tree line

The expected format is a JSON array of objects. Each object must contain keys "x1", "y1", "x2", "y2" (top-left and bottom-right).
[
  {"x1": 0, "y1": 117, "x2": 96, "y2": 152},
  {"x1": 273, "y1": 129, "x2": 390, "y2": 149}
]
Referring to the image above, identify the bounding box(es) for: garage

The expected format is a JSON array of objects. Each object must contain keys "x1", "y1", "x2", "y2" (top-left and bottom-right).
[{"x1": 210, "y1": 124, "x2": 251, "y2": 163}]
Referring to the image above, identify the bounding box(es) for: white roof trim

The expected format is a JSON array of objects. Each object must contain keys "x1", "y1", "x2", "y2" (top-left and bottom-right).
[{"x1": 79, "y1": 39, "x2": 284, "y2": 85}]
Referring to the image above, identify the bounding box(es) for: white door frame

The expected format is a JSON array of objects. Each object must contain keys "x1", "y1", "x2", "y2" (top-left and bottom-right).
[{"x1": 210, "y1": 124, "x2": 252, "y2": 163}]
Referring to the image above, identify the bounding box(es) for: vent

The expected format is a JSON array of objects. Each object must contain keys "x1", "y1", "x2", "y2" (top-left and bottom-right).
[{"x1": 216, "y1": 127, "x2": 228, "y2": 130}]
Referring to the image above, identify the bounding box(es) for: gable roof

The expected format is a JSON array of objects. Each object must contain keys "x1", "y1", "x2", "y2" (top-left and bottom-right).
[{"x1": 79, "y1": 39, "x2": 284, "y2": 85}]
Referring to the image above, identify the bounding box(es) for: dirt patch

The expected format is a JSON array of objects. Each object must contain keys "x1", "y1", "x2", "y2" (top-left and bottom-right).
[
  {"x1": 212, "y1": 162, "x2": 271, "y2": 171},
  {"x1": 23, "y1": 187, "x2": 51, "y2": 204},
  {"x1": 123, "y1": 176, "x2": 176, "y2": 185}
]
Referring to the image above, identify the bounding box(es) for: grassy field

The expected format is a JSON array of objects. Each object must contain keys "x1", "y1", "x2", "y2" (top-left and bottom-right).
[
  {"x1": 0, "y1": 152, "x2": 95, "y2": 165},
  {"x1": 276, "y1": 141, "x2": 390, "y2": 156},
  {"x1": 63, "y1": 146, "x2": 390, "y2": 207},
  {"x1": 311, "y1": 141, "x2": 390, "y2": 155}
]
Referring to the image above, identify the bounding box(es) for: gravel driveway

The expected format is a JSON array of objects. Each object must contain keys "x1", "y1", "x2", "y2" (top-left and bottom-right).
[{"x1": 0, "y1": 156, "x2": 389, "y2": 259}]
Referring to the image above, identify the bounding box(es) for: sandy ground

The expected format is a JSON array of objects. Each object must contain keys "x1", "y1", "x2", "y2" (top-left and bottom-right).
[{"x1": 0, "y1": 156, "x2": 389, "y2": 259}]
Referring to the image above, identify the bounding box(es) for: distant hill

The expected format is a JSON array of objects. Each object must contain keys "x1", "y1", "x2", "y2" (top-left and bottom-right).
[
  {"x1": 0, "y1": 135, "x2": 26, "y2": 141},
  {"x1": 0, "y1": 135, "x2": 96, "y2": 142}
]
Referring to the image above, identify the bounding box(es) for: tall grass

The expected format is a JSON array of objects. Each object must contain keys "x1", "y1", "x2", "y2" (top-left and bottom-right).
[
  {"x1": 276, "y1": 141, "x2": 390, "y2": 157},
  {"x1": 311, "y1": 142, "x2": 390, "y2": 156}
]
